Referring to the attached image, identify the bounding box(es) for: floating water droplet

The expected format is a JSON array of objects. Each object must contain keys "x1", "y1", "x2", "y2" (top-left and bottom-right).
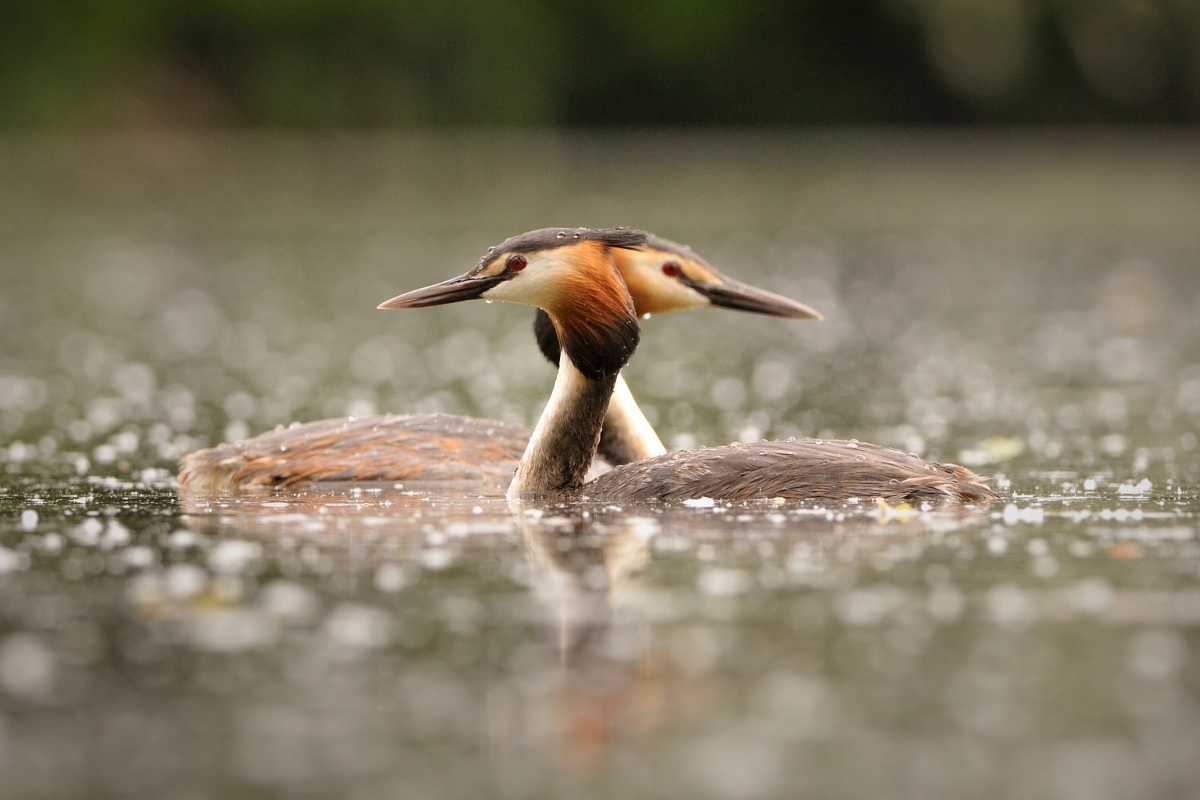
[{"x1": 485, "y1": 299, "x2": 493, "y2": 304}]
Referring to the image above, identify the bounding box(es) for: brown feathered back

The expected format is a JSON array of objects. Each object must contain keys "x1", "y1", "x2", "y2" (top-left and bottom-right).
[
  {"x1": 582, "y1": 438, "x2": 996, "y2": 505},
  {"x1": 178, "y1": 413, "x2": 531, "y2": 491}
]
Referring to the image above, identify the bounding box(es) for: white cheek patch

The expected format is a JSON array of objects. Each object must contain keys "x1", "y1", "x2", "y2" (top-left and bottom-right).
[
  {"x1": 659, "y1": 276, "x2": 709, "y2": 311},
  {"x1": 628, "y1": 256, "x2": 709, "y2": 313},
  {"x1": 481, "y1": 250, "x2": 575, "y2": 308}
]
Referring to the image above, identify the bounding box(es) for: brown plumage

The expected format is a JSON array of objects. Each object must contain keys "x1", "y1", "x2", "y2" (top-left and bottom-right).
[
  {"x1": 177, "y1": 413, "x2": 530, "y2": 491},
  {"x1": 546, "y1": 241, "x2": 642, "y2": 381},
  {"x1": 583, "y1": 438, "x2": 997, "y2": 505}
]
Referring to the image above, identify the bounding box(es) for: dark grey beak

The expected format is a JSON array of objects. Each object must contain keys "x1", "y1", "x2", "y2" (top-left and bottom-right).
[
  {"x1": 687, "y1": 277, "x2": 823, "y2": 320},
  {"x1": 378, "y1": 273, "x2": 506, "y2": 310}
]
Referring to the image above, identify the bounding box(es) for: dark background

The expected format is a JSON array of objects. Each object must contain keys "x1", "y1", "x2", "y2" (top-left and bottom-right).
[{"x1": 4, "y1": 0, "x2": 1199, "y2": 127}]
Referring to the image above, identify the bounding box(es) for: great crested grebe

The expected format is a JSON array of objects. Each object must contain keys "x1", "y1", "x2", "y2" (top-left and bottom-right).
[
  {"x1": 178, "y1": 230, "x2": 819, "y2": 490},
  {"x1": 380, "y1": 228, "x2": 996, "y2": 504}
]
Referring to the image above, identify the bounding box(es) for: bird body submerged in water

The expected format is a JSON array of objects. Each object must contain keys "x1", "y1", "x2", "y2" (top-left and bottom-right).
[
  {"x1": 379, "y1": 228, "x2": 996, "y2": 505},
  {"x1": 178, "y1": 232, "x2": 819, "y2": 490}
]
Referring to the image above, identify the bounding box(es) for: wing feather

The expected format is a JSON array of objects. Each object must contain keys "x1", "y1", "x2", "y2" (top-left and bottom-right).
[
  {"x1": 583, "y1": 439, "x2": 995, "y2": 504},
  {"x1": 178, "y1": 413, "x2": 531, "y2": 490}
]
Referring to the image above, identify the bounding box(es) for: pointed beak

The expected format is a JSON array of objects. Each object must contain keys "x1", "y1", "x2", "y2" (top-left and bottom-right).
[
  {"x1": 687, "y1": 277, "x2": 823, "y2": 320},
  {"x1": 377, "y1": 273, "x2": 506, "y2": 310}
]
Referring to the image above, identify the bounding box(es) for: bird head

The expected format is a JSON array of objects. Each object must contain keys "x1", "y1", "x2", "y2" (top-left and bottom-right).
[
  {"x1": 531, "y1": 232, "x2": 823, "y2": 366},
  {"x1": 379, "y1": 227, "x2": 645, "y2": 380},
  {"x1": 379, "y1": 228, "x2": 641, "y2": 312},
  {"x1": 616, "y1": 234, "x2": 823, "y2": 320}
]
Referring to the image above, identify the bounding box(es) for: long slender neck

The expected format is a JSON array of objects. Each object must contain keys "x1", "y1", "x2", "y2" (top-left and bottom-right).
[
  {"x1": 533, "y1": 310, "x2": 663, "y2": 467},
  {"x1": 509, "y1": 245, "x2": 640, "y2": 499},
  {"x1": 509, "y1": 355, "x2": 618, "y2": 499},
  {"x1": 597, "y1": 375, "x2": 666, "y2": 465}
]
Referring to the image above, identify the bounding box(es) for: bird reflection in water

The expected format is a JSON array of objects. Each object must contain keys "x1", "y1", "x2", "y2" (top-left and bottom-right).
[
  {"x1": 178, "y1": 487, "x2": 691, "y2": 775},
  {"x1": 519, "y1": 509, "x2": 674, "y2": 775}
]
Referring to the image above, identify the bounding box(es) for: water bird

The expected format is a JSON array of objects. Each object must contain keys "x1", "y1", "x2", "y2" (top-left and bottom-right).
[
  {"x1": 380, "y1": 227, "x2": 996, "y2": 505},
  {"x1": 178, "y1": 230, "x2": 818, "y2": 490}
]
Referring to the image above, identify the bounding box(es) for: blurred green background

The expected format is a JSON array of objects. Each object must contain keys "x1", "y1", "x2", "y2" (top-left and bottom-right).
[{"x1": 4, "y1": 0, "x2": 1200, "y2": 127}]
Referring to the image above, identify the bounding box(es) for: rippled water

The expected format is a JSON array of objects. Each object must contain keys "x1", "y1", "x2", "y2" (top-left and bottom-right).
[{"x1": 2, "y1": 131, "x2": 1200, "y2": 798}]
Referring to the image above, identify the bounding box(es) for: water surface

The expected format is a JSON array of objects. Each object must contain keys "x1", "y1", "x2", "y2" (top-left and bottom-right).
[{"x1": 2, "y1": 131, "x2": 1200, "y2": 799}]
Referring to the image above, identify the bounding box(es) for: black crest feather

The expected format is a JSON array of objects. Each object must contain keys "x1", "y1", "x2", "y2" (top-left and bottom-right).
[
  {"x1": 559, "y1": 314, "x2": 640, "y2": 381},
  {"x1": 477, "y1": 227, "x2": 647, "y2": 271}
]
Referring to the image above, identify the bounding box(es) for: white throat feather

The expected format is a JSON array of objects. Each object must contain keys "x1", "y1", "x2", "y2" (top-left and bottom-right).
[{"x1": 508, "y1": 354, "x2": 619, "y2": 501}]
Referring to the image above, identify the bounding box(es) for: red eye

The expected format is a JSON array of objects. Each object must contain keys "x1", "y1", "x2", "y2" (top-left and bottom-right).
[
  {"x1": 662, "y1": 261, "x2": 681, "y2": 277},
  {"x1": 507, "y1": 255, "x2": 527, "y2": 272}
]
